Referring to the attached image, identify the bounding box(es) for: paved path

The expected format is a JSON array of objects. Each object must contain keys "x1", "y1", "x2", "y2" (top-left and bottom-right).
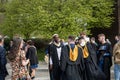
[{"x1": 5, "y1": 62, "x2": 114, "y2": 80}]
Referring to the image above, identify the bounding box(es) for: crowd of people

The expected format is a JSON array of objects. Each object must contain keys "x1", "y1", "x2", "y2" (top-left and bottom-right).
[
  {"x1": 45, "y1": 32, "x2": 120, "y2": 80},
  {"x1": 0, "y1": 32, "x2": 120, "y2": 80},
  {"x1": 0, "y1": 35, "x2": 38, "y2": 80}
]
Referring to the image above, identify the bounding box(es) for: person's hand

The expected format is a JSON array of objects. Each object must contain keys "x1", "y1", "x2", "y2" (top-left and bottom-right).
[
  {"x1": 22, "y1": 59, "x2": 30, "y2": 66},
  {"x1": 44, "y1": 55, "x2": 49, "y2": 64},
  {"x1": 27, "y1": 59, "x2": 30, "y2": 64}
]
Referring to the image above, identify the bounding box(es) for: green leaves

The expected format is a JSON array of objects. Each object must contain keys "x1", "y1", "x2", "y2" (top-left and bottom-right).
[{"x1": 0, "y1": 0, "x2": 114, "y2": 39}]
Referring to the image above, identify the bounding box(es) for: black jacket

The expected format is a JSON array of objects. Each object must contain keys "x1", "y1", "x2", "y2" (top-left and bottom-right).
[
  {"x1": 26, "y1": 46, "x2": 38, "y2": 65},
  {"x1": 0, "y1": 46, "x2": 8, "y2": 76}
]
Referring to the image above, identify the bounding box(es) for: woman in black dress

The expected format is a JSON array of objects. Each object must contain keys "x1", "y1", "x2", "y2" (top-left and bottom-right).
[{"x1": 26, "y1": 40, "x2": 38, "y2": 79}]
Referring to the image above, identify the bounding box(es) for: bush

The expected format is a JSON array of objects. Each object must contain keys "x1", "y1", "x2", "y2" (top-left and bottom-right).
[{"x1": 37, "y1": 49, "x2": 45, "y2": 61}]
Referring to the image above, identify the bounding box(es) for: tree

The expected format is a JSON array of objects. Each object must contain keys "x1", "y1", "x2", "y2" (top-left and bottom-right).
[
  {"x1": 37, "y1": 0, "x2": 114, "y2": 38},
  {"x1": 0, "y1": 0, "x2": 114, "y2": 39},
  {"x1": 1, "y1": 0, "x2": 49, "y2": 38}
]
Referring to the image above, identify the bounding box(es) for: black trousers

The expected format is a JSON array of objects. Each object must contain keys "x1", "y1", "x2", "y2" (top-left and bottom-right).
[
  {"x1": 49, "y1": 70, "x2": 54, "y2": 80},
  {"x1": 50, "y1": 66, "x2": 62, "y2": 80}
]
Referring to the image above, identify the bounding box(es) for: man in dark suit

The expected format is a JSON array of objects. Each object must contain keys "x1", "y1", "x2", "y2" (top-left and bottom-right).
[{"x1": 0, "y1": 35, "x2": 8, "y2": 80}]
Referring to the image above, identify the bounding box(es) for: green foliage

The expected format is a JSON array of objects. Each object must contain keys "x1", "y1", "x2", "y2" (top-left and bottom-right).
[
  {"x1": 0, "y1": 0, "x2": 114, "y2": 39},
  {"x1": 37, "y1": 49, "x2": 45, "y2": 61},
  {"x1": 1, "y1": 0, "x2": 49, "y2": 38}
]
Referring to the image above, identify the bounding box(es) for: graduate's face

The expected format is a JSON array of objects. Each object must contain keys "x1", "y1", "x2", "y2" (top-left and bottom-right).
[
  {"x1": 91, "y1": 38, "x2": 95, "y2": 43},
  {"x1": 98, "y1": 36, "x2": 105, "y2": 43},
  {"x1": 79, "y1": 39, "x2": 85, "y2": 43},
  {"x1": 79, "y1": 39, "x2": 86, "y2": 46},
  {"x1": 54, "y1": 36, "x2": 60, "y2": 43}
]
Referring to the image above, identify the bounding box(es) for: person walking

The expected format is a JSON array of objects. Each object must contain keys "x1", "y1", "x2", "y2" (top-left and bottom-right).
[
  {"x1": 26, "y1": 40, "x2": 38, "y2": 79},
  {"x1": 0, "y1": 35, "x2": 8, "y2": 80},
  {"x1": 97, "y1": 34, "x2": 112, "y2": 80},
  {"x1": 113, "y1": 34, "x2": 120, "y2": 80},
  {"x1": 7, "y1": 38, "x2": 31, "y2": 80}
]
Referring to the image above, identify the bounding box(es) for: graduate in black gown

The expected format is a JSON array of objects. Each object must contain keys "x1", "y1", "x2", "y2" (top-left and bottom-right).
[
  {"x1": 60, "y1": 36, "x2": 85, "y2": 80},
  {"x1": 90, "y1": 37, "x2": 98, "y2": 52},
  {"x1": 77, "y1": 36, "x2": 106, "y2": 80},
  {"x1": 97, "y1": 34, "x2": 112, "y2": 80},
  {"x1": 49, "y1": 34, "x2": 64, "y2": 80}
]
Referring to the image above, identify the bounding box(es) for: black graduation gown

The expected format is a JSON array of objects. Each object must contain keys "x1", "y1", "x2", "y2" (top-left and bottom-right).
[
  {"x1": 90, "y1": 43, "x2": 98, "y2": 53},
  {"x1": 97, "y1": 43, "x2": 112, "y2": 80},
  {"x1": 83, "y1": 43, "x2": 106, "y2": 80},
  {"x1": 60, "y1": 45, "x2": 85, "y2": 80},
  {"x1": 49, "y1": 43, "x2": 64, "y2": 80}
]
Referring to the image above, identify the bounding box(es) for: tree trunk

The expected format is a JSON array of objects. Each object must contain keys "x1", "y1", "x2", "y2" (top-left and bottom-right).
[{"x1": 118, "y1": 0, "x2": 120, "y2": 33}]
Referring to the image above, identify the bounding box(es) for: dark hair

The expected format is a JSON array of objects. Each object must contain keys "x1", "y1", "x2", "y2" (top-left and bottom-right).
[
  {"x1": 68, "y1": 35, "x2": 75, "y2": 41},
  {"x1": 27, "y1": 40, "x2": 34, "y2": 45},
  {"x1": 8, "y1": 38, "x2": 22, "y2": 62}
]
